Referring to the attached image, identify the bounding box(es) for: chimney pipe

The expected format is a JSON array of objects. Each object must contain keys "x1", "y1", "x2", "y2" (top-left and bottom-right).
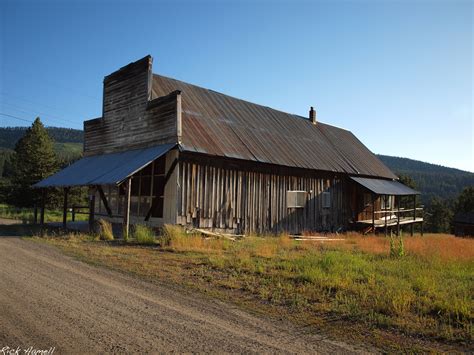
[{"x1": 309, "y1": 106, "x2": 317, "y2": 124}]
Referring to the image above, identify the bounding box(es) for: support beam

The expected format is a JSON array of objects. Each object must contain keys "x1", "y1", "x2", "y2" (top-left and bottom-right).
[
  {"x1": 98, "y1": 186, "x2": 112, "y2": 217},
  {"x1": 40, "y1": 189, "x2": 46, "y2": 229},
  {"x1": 62, "y1": 187, "x2": 69, "y2": 230},
  {"x1": 411, "y1": 195, "x2": 416, "y2": 236},
  {"x1": 397, "y1": 196, "x2": 400, "y2": 236},
  {"x1": 371, "y1": 193, "x2": 375, "y2": 234},
  {"x1": 123, "y1": 178, "x2": 132, "y2": 239},
  {"x1": 33, "y1": 203, "x2": 38, "y2": 224},
  {"x1": 88, "y1": 187, "x2": 96, "y2": 233},
  {"x1": 384, "y1": 195, "x2": 388, "y2": 237}
]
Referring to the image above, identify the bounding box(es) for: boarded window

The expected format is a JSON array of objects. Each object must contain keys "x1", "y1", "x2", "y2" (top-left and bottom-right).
[
  {"x1": 287, "y1": 191, "x2": 307, "y2": 208},
  {"x1": 322, "y1": 191, "x2": 331, "y2": 208}
]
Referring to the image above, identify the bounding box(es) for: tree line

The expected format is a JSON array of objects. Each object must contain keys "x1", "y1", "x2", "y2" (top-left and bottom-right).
[
  {"x1": 0, "y1": 118, "x2": 86, "y2": 209},
  {"x1": 1, "y1": 118, "x2": 472, "y2": 234}
]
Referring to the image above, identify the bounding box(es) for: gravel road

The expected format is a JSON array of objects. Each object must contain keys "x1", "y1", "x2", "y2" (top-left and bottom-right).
[{"x1": 0, "y1": 235, "x2": 366, "y2": 353}]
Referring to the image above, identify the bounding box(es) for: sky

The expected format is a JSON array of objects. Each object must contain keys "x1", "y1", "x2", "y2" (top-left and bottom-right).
[{"x1": 1, "y1": 0, "x2": 472, "y2": 171}]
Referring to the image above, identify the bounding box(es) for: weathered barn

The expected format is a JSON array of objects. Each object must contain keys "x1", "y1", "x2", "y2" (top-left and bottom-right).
[{"x1": 36, "y1": 55, "x2": 423, "y2": 235}]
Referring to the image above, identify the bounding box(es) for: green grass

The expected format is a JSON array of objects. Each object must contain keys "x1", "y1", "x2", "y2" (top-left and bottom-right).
[
  {"x1": 0, "y1": 203, "x2": 88, "y2": 223},
  {"x1": 133, "y1": 224, "x2": 156, "y2": 245},
  {"x1": 34, "y1": 229, "x2": 474, "y2": 352}
]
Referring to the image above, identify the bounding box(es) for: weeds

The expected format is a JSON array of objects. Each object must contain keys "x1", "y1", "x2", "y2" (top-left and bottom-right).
[
  {"x1": 98, "y1": 219, "x2": 114, "y2": 241},
  {"x1": 133, "y1": 224, "x2": 156, "y2": 245},
  {"x1": 40, "y1": 229, "x2": 474, "y2": 348}
]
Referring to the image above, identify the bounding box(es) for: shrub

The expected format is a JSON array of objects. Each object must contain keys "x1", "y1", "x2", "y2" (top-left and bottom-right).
[
  {"x1": 159, "y1": 224, "x2": 183, "y2": 246},
  {"x1": 133, "y1": 224, "x2": 156, "y2": 245},
  {"x1": 98, "y1": 219, "x2": 114, "y2": 241}
]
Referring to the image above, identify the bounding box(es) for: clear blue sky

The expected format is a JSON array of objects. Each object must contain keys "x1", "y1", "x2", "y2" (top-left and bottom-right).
[{"x1": 1, "y1": 0, "x2": 472, "y2": 171}]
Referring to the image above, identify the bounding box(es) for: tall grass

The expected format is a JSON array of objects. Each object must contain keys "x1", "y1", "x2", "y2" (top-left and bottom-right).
[
  {"x1": 160, "y1": 224, "x2": 230, "y2": 252},
  {"x1": 97, "y1": 219, "x2": 114, "y2": 241},
  {"x1": 152, "y1": 228, "x2": 473, "y2": 342},
  {"x1": 133, "y1": 224, "x2": 156, "y2": 245}
]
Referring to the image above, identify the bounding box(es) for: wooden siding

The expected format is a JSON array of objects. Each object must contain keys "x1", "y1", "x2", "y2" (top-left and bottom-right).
[
  {"x1": 84, "y1": 56, "x2": 179, "y2": 156},
  {"x1": 176, "y1": 157, "x2": 351, "y2": 234}
]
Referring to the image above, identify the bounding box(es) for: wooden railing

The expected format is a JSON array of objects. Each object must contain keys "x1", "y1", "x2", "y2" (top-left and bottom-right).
[{"x1": 70, "y1": 205, "x2": 89, "y2": 222}]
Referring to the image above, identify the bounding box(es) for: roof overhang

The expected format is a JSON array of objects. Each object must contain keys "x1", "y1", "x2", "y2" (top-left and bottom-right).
[
  {"x1": 34, "y1": 143, "x2": 176, "y2": 188},
  {"x1": 350, "y1": 176, "x2": 419, "y2": 196}
]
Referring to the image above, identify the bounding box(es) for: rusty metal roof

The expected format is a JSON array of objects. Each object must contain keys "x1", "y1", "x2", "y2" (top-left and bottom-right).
[{"x1": 153, "y1": 74, "x2": 397, "y2": 179}]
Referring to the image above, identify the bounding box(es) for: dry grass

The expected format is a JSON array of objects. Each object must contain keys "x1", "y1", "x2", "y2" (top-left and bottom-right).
[
  {"x1": 335, "y1": 233, "x2": 474, "y2": 261},
  {"x1": 35, "y1": 228, "x2": 474, "y2": 352},
  {"x1": 133, "y1": 224, "x2": 156, "y2": 245},
  {"x1": 97, "y1": 219, "x2": 114, "y2": 241}
]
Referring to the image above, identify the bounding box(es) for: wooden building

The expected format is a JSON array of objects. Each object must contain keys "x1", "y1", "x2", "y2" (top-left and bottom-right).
[{"x1": 36, "y1": 55, "x2": 423, "y2": 235}]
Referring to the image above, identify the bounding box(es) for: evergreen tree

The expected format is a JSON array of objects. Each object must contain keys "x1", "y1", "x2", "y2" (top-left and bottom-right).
[
  {"x1": 454, "y1": 187, "x2": 474, "y2": 214},
  {"x1": 11, "y1": 118, "x2": 58, "y2": 207},
  {"x1": 425, "y1": 197, "x2": 453, "y2": 233},
  {"x1": 399, "y1": 174, "x2": 417, "y2": 189}
]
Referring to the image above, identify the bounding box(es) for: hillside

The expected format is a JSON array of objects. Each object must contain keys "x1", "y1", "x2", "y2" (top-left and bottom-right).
[
  {"x1": 0, "y1": 126, "x2": 83, "y2": 149},
  {"x1": 0, "y1": 127, "x2": 84, "y2": 176},
  {"x1": 0, "y1": 127, "x2": 472, "y2": 205},
  {"x1": 378, "y1": 155, "x2": 474, "y2": 204}
]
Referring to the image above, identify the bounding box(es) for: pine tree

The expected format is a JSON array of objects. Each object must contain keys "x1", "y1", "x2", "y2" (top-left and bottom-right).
[
  {"x1": 455, "y1": 187, "x2": 474, "y2": 214},
  {"x1": 11, "y1": 117, "x2": 58, "y2": 207}
]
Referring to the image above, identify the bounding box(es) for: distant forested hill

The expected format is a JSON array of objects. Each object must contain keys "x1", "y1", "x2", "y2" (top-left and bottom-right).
[
  {"x1": 1, "y1": 126, "x2": 472, "y2": 206},
  {"x1": 0, "y1": 127, "x2": 84, "y2": 176},
  {"x1": 378, "y1": 155, "x2": 474, "y2": 204},
  {"x1": 0, "y1": 126, "x2": 83, "y2": 149}
]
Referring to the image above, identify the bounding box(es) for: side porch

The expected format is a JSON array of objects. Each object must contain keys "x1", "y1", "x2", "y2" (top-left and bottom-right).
[{"x1": 349, "y1": 176, "x2": 423, "y2": 236}]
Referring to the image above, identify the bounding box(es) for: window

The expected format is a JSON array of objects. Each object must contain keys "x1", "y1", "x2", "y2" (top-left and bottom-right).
[
  {"x1": 287, "y1": 191, "x2": 307, "y2": 208},
  {"x1": 381, "y1": 195, "x2": 393, "y2": 210},
  {"x1": 322, "y1": 191, "x2": 331, "y2": 208},
  {"x1": 363, "y1": 193, "x2": 372, "y2": 207}
]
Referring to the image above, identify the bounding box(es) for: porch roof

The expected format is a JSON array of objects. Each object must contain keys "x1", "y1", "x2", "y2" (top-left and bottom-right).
[
  {"x1": 350, "y1": 176, "x2": 419, "y2": 196},
  {"x1": 34, "y1": 143, "x2": 175, "y2": 188}
]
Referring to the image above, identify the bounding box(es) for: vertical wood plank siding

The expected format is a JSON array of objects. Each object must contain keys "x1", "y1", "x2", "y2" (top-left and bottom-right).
[{"x1": 177, "y1": 160, "x2": 350, "y2": 234}]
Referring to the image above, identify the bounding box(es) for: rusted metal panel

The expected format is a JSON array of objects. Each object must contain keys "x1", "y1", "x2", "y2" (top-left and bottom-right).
[{"x1": 152, "y1": 74, "x2": 397, "y2": 179}]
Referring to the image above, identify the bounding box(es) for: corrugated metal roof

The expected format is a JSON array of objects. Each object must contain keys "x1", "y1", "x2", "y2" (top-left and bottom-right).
[
  {"x1": 34, "y1": 144, "x2": 175, "y2": 188},
  {"x1": 152, "y1": 74, "x2": 397, "y2": 179},
  {"x1": 350, "y1": 177, "x2": 419, "y2": 195}
]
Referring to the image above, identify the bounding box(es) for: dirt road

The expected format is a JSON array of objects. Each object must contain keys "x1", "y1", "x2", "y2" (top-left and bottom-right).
[{"x1": 0, "y1": 235, "x2": 365, "y2": 353}]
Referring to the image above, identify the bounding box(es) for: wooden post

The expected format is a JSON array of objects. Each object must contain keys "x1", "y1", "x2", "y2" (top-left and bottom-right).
[
  {"x1": 62, "y1": 187, "x2": 69, "y2": 230},
  {"x1": 384, "y1": 195, "x2": 388, "y2": 237},
  {"x1": 397, "y1": 196, "x2": 400, "y2": 236},
  {"x1": 421, "y1": 207, "x2": 424, "y2": 236},
  {"x1": 123, "y1": 178, "x2": 132, "y2": 239},
  {"x1": 89, "y1": 187, "x2": 96, "y2": 233},
  {"x1": 371, "y1": 193, "x2": 375, "y2": 234},
  {"x1": 33, "y1": 203, "x2": 38, "y2": 224},
  {"x1": 411, "y1": 195, "x2": 416, "y2": 236},
  {"x1": 40, "y1": 189, "x2": 46, "y2": 235}
]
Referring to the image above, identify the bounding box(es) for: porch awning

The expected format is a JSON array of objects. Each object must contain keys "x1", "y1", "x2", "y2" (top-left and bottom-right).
[
  {"x1": 350, "y1": 176, "x2": 419, "y2": 196},
  {"x1": 34, "y1": 143, "x2": 176, "y2": 188}
]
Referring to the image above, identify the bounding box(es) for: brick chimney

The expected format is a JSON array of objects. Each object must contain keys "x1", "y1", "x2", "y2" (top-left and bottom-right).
[{"x1": 309, "y1": 106, "x2": 317, "y2": 124}]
